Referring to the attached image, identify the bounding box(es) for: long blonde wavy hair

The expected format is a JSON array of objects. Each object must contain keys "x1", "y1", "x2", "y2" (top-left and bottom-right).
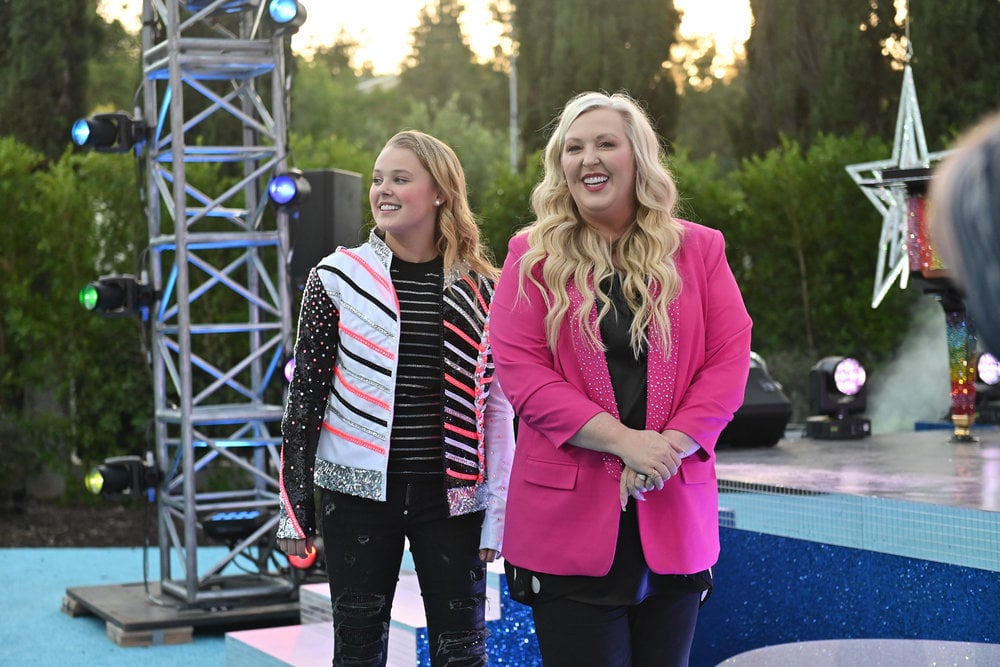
[
  {"x1": 382, "y1": 130, "x2": 498, "y2": 280},
  {"x1": 517, "y1": 91, "x2": 684, "y2": 355}
]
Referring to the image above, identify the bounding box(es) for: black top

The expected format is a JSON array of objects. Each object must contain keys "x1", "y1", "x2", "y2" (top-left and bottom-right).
[
  {"x1": 387, "y1": 256, "x2": 446, "y2": 482},
  {"x1": 600, "y1": 274, "x2": 648, "y2": 432}
]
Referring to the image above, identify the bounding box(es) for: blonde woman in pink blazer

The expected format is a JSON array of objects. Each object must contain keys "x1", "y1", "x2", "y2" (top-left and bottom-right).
[{"x1": 490, "y1": 91, "x2": 752, "y2": 667}]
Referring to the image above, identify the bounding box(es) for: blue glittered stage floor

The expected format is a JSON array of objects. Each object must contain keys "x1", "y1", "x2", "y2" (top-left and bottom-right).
[
  {"x1": 6, "y1": 427, "x2": 999, "y2": 666},
  {"x1": 696, "y1": 426, "x2": 1000, "y2": 665}
]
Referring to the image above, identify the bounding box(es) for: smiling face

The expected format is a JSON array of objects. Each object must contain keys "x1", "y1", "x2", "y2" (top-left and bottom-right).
[
  {"x1": 560, "y1": 107, "x2": 637, "y2": 238},
  {"x1": 369, "y1": 144, "x2": 443, "y2": 261}
]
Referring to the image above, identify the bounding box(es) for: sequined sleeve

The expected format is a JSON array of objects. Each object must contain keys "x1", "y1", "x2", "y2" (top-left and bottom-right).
[{"x1": 276, "y1": 267, "x2": 339, "y2": 540}]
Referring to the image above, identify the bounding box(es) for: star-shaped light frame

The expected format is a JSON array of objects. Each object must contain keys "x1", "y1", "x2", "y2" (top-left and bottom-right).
[{"x1": 845, "y1": 64, "x2": 951, "y2": 308}]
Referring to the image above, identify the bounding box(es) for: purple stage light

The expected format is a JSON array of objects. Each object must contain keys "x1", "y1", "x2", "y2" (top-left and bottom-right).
[{"x1": 833, "y1": 358, "x2": 866, "y2": 396}]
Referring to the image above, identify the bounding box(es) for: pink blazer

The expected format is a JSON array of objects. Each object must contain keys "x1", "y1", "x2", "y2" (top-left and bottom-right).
[{"x1": 490, "y1": 221, "x2": 752, "y2": 576}]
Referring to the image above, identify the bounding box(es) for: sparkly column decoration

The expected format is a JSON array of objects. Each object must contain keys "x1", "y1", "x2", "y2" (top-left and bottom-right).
[
  {"x1": 845, "y1": 51, "x2": 975, "y2": 441},
  {"x1": 906, "y1": 193, "x2": 946, "y2": 278},
  {"x1": 943, "y1": 302, "x2": 978, "y2": 442}
]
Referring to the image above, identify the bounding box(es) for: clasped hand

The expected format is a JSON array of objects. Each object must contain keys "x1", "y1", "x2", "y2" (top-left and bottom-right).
[{"x1": 618, "y1": 429, "x2": 689, "y2": 510}]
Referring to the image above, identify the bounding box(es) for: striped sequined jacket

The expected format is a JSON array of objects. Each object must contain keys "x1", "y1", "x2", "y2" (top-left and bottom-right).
[{"x1": 276, "y1": 231, "x2": 515, "y2": 550}]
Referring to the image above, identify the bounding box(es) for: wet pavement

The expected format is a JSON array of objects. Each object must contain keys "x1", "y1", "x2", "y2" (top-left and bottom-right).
[{"x1": 716, "y1": 425, "x2": 1000, "y2": 513}]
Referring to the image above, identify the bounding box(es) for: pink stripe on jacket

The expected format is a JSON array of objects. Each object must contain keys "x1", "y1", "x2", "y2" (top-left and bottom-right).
[{"x1": 490, "y1": 220, "x2": 752, "y2": 576}]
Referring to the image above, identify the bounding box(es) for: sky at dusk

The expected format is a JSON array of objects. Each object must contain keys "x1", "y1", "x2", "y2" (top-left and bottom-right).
[{"x1": 99, "y1": 0, "x2": 753, "y2": 76}]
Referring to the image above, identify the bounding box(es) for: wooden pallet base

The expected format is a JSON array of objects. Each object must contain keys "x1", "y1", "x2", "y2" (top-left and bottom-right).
[
  {"x1": 107, "y1": 621, "x2": 193, "y2": 647},
  {"x1": 63, "y1": 580, "x2": 299, "y2": 647}
]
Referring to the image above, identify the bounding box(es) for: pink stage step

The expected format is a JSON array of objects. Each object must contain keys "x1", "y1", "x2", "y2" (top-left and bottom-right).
[{"x1": 226, "y1": 560, "x2": 505, "y2": 666}]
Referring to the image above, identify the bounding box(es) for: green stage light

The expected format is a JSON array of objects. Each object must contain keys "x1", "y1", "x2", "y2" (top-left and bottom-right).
[
  {"x1": 85, "y1": 455, "x2": 161, "y2": 500},
  {"x1": 79, "y1": 274, "x2": 157, "y2": 318}
]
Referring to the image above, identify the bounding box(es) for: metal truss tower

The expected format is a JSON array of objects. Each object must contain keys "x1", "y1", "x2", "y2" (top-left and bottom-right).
[{"x1": 139, "y1": 0, "x2": 298, "y2": 606}]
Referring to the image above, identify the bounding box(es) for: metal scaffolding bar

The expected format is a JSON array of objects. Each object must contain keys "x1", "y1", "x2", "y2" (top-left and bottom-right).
[{"x1": 139, "y1": 0, "x2": 296, "y2": 606}]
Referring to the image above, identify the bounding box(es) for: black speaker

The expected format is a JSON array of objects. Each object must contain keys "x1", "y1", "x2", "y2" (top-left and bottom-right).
[
  {"x1": 718, "y1": 365, "x2": 793, "y2": 447},
  {"x1": 288, "y1": 169, "x2": 364, "y2": 290}
]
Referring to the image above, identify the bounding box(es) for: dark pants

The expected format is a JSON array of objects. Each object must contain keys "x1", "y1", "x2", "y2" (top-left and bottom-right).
[
  {"x1": 320, "y1": 483, "x2": 488, "y2": 667},
  {"x1": 530, "y1": 589, "x2": 703, "y2": 667}
]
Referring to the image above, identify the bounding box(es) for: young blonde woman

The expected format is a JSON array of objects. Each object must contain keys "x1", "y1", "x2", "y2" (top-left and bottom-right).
[
  {"x1": 276, "y1": 130, "x2": 515, "y2": 667},
  {"x1": 490, "y1": 91, "x2": 752, "y2": 666}
]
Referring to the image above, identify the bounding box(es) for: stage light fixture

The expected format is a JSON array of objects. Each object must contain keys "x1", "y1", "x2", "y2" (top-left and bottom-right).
[
  {"x1": 283, "y1": 169, "x2": 364, "y2": 291},
  {"x1": 268, "y1": 168, "x2": 311, "y2": 208},
  {"x1": 283, "y1": 357, "x2": 295, "y2": 382},
  {"x1": 79, "y1": 274, "x2": 157, "y2": 318},
  {"x1": 71, "y1": 112, "x2": 147, "y2": 153},
  {"x1": 975, "y1": 352, "x2": 1000, "y2": 424},
  {"x1": 978, "y1": 352, "x2": 1000, "y2": 386},
  {"x1": 85, "y1": 455, "x2": 160, "y2": 500},
  {"x1": 267, "y1": 0, "x2": 307, "y2": 34},
  {"x1": 183, "y1": 0, "x2": 253, "y2": 14},
  {"x1": 203, "y1": 510, "x2": 266, "y2": 542},
  {"x1": 805, "y1": 356, "x2": 872, "y2": 439},
  {"x1": 718, "y1": 352, "x2": 793, "y2": 448}
]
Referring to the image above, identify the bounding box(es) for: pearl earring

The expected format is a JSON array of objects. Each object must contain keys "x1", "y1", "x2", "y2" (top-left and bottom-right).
[{"x1": 434, "y1": 200, "x2": 442, "y2": 206}]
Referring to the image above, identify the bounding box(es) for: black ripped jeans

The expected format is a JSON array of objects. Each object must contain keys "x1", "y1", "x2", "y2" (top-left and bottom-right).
[{"x1": 320, "y1": 482, "x2": 488, "y2": 667}]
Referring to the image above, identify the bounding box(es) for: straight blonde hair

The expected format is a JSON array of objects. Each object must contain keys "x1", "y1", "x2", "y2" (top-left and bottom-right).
[{"x1": 383, "y1": 130, "x2": 498, "y2": 280}]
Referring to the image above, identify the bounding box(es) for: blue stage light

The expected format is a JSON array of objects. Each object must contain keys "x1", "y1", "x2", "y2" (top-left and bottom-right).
[
  {"x1": 72, "y1": 118, "x2": 116, "y2": 148},
  {"x1": 70, "y1": 112, "x2": 146, "y2": 153},
  {"x1": 268, "y1": 0, "x2": 306, "y2": 32},
  {"x1": 204, "y1": 509, "x2": 267, "y2": 541},
  {"x1": 71, "y1": 119, "x2": 97, "y2": 147},
  {"x1": 268, "y1": 0, "x2": 297, "y2": 23},
  {"x1": 268, "y1": 175, "x2": 297, "y2": 205},
  {"x1": 268, "y1": 169, "x2": 311, "y2": 207}
]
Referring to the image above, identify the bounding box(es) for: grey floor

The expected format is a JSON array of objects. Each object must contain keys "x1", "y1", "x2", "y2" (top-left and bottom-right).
[{"x1": 716, "y1": 424, "x2": 1000, "y2": 512}]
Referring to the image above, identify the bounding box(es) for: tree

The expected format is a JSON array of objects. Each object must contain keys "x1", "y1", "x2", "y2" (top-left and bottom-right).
[
  {"x1": 397, "y1": 0, "x2": 509, "y2": 135},
  {"x1": 400, "y1": 93, "x2": 510, "y2": 217},
  {"x1": 290, "y1": 43, "x2": 410, "y2": 153},
  {"x1": 0, "y1": 138, "x2": 153, "y2": 494},
  {"x1": 737, "y1": 0, "x2": 898, "y2": 156},
  {"x1": 728, "y1": 132, "x2": 917, "y2": 417},
  {"x1": 476, "y1": 148, "x2": 543, "y2": 265},
  {"x1": 0, "y1": 0, "x2": 106, "y2": 160},
  {"x1": 510, "y1": 0, "x2": 681, "y2": 153},
  {"x1": 400, "y1": 0, "x2": 478, "y2": 90},
  {"x1": 85, "y1": 15, "x2": 142, "y2": 113},
  {"x1": 674, "y1": 65, "x2": 747, "y2": 161},
  {"x1": 905, "y1": 0, "x2": 1000, "y2": 145}
]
